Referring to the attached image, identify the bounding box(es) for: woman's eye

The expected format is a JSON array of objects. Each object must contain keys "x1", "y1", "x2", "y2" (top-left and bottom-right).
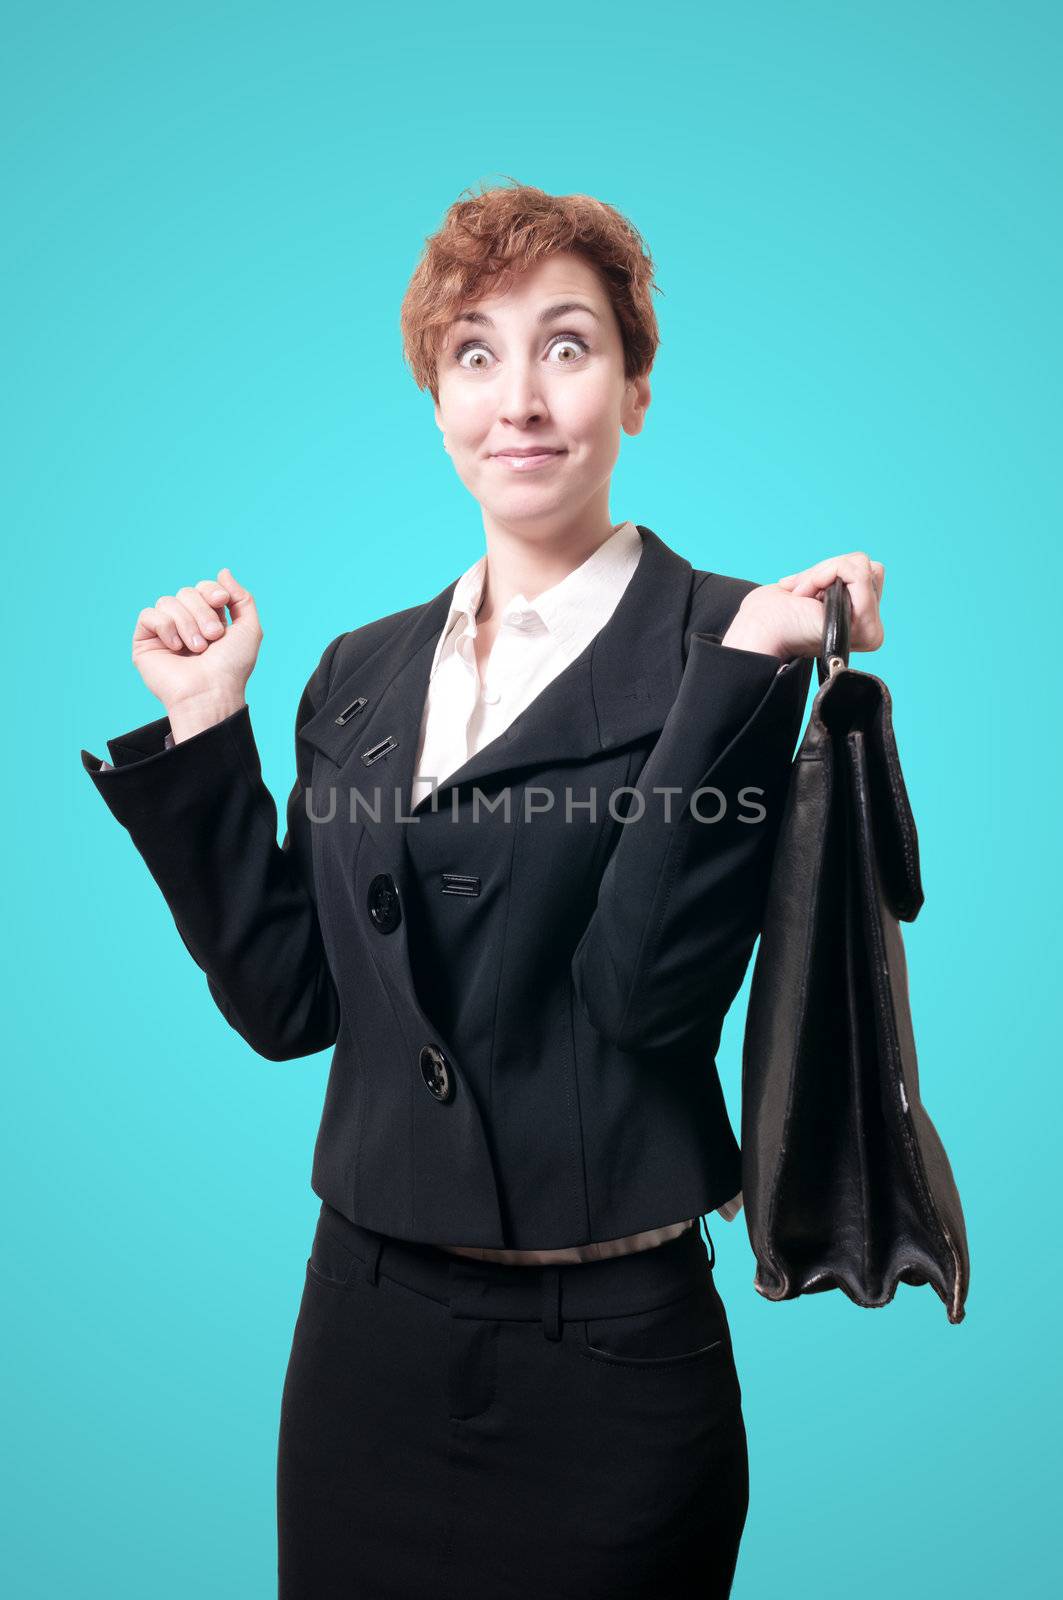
[
  {"x1": 454, "y1": 333, "x2": 590, "y2": 370},
  {"x1": 456, "y1": 343, "x2": 492, "y2": 370},
  {"x1": 548, "y1": 335, "x2": 589, "y2": 363}
]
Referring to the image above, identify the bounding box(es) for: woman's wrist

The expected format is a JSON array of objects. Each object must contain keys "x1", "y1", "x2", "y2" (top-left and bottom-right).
[
  {"x1": 719, "y1": 606, "x2": 788, "y2": 661},
  {"x1": 167, "y1": 692, "x2": 247, "y2": 744}
]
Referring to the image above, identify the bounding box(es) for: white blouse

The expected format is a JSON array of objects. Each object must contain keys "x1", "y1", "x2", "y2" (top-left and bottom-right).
[{"x1": 412, "y1": 520, "x2": 743, "y2": 1267}]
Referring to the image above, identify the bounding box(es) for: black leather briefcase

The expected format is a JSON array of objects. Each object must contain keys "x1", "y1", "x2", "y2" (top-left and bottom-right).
[{"x1": 741, "y1": 580, "x2": 970, "y2": 1323}]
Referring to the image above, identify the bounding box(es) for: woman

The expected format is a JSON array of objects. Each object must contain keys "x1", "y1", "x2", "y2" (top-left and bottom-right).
[{"x1": 83, "y1": 180, "x2": 885, "y2": 1599}]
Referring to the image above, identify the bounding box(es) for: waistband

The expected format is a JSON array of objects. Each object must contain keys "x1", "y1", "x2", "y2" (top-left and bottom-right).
[{"x1": 314, "y1": 1202, "x2": 718, "y2": 1333}]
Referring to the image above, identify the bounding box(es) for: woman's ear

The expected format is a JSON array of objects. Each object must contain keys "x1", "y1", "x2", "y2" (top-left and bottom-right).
[
  {"x1": 433, "y1": 400, "x2": 451, "y2": 455},
  {"x1": 622, "y1": 372, "x2": 652, "y2": 438}
]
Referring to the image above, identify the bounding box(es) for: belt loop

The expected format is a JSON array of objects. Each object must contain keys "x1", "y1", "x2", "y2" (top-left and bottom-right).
[
  {"x1": 699, "y1": 1216, "x2": 716, "y2": 1272},
  {"x1": 541, "y1": 1265, "x2": 562, "y2": 1341},
  {"x1": 363, "y1": 1234, "x2": 384, "y2": 1286}
]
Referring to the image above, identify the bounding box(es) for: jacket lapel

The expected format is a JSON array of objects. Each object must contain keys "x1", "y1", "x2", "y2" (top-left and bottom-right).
[{"x1": 296, "y1": 525, "x2": 698, "y2": 855}]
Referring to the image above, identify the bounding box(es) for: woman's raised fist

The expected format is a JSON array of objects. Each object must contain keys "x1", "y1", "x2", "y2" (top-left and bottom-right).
[{"x1": 131, "y1": 568, "x2": 263, "y2": 736}]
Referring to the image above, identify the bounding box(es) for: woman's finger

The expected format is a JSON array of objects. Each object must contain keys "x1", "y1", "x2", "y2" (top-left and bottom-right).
[
  {"x1": 197, "y1": 577, "x2": 231, "y2": 609},
  {"x1": 178, "y1": 584, "x2": 227, "y2": 641},
  {"x1": 780, "y1": 552, "x2": 885, "y2": 650},
  {"x1": 133, "y1": 605, "x2": 186, "y2": 653},
  {"x1": 155, "y1": 595, "x2": 210, "y2": 652},
  {"x1": 219, "y1": 567, "x2": 249, "y2": 610},
  {"x1": 846, "y1": 571, "x2": 883, "y2": 649},
  {"x1": 218, "y1": 568, "x2": 262, "y2": 636},
  {"x1": 786, "y1": 551, "x2": 875, "y2": 598}
]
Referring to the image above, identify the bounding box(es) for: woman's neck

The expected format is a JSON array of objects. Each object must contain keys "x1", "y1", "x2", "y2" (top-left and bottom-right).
[{"x1": 475, "y1": 512, "x2": 622, "y2": 623}]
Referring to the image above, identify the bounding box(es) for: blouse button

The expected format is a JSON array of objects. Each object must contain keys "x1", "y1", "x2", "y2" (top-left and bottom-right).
[{"x1": 480, "y1": 683, "x2": 501, "y2": 705}]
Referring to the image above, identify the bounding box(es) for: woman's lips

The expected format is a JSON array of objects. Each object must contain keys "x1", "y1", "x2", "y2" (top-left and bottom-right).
[{"x1": 492, "y1": 451, "x2": 566, "y2": 471}]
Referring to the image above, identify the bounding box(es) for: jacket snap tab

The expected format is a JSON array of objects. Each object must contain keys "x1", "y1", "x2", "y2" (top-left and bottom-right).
[
  {"x1": 335, "y1": 696, "x2": 367, "y2": 726},
  {"x1": 361, "y1": 735, "x2": 398, "y2": 766},
  {"x1": 441, "y1": 873, "x2": 480, "y2": 897}
]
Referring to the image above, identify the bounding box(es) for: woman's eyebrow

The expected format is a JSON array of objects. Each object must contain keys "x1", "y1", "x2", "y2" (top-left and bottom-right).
[{"x1": 449, "y1": 300, "x2": 601, "y2": 331}]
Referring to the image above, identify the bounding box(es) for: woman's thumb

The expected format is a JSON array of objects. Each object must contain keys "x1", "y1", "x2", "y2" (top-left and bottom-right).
[{"x1": 218, "y1": 567, "x2": 257, "y2": 621}]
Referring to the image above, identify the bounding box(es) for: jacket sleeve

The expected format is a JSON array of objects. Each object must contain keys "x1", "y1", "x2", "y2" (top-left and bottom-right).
[
  {"x1": 570, "y1": 633, "x2": 813, "y2": 1054},
  {"x1": 80, "y1": 632, "x2": 347, "y2": 1061}
]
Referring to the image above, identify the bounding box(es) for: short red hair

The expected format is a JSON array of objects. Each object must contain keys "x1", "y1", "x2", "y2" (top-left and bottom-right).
[{"x1": 400, "y1": 176, "x2": 662, "y2": 402}]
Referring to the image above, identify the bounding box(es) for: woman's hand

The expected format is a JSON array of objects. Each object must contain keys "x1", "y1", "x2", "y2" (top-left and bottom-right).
[
  {"x1": 721, "y1": 551, "x2": 886, "y2": 661},
  {"x1": 131, "y1": 567, "x2": 263, "y2": 741}
]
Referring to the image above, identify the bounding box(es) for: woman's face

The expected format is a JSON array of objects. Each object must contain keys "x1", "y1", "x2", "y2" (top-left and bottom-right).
[{"x1": 433, "y1": 250, "x2": 650, "y2": 538}]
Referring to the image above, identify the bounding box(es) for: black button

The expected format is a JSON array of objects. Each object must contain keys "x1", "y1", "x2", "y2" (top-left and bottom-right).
[
  {"x1": 367, "y1": 872, "x2": 401, "y2": 933},
  {"x1": 419, "y1": 1043, "x2": 453, "y2": 1102}
]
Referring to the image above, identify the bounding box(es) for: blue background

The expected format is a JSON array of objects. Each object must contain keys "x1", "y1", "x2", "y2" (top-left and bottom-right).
[{"x1": 4, "y1": 2, "x2": 1058, "y2": 1593}]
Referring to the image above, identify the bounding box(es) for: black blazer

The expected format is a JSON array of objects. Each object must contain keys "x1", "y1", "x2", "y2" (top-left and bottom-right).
[{"x1": 82, "y1": 525, "x2": 812, "y2": 1249}]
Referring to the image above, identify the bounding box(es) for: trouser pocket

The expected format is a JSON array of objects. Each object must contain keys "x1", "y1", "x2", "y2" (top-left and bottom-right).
[{"x1": 575, "y1": 1277, "x2": 732, "y2": 1369}]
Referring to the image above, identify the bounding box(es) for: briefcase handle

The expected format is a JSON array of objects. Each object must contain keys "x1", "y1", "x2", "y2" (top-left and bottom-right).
[{"x1": 816, "y1": 577, "x2": 852, "y2": 686}]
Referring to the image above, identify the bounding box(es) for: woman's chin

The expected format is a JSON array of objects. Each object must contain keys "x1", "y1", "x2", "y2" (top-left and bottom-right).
[{"x1": 477, "y1": 476, "x2": 576, "y2": 518}]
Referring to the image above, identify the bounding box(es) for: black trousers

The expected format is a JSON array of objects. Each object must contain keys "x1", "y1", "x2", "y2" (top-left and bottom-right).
[{"x1": 277, "y1": 1204, "x2": 749, "y2": 1599}]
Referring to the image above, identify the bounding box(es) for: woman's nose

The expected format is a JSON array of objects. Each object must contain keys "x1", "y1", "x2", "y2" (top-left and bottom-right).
[{"x1": 497, "y1": 363, "x2": 547, "y2": 426}]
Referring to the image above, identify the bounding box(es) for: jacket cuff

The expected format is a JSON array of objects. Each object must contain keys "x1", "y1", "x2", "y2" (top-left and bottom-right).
[
  {"x1": 81, "y1": 704, "x2": 256, "y2": 829},
  {"x1": 671, "y1": 632, "x2": 794, "y2": 780},
  {"x1": 91, "y1": 730, "x2": 176, "y2": 772}
]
